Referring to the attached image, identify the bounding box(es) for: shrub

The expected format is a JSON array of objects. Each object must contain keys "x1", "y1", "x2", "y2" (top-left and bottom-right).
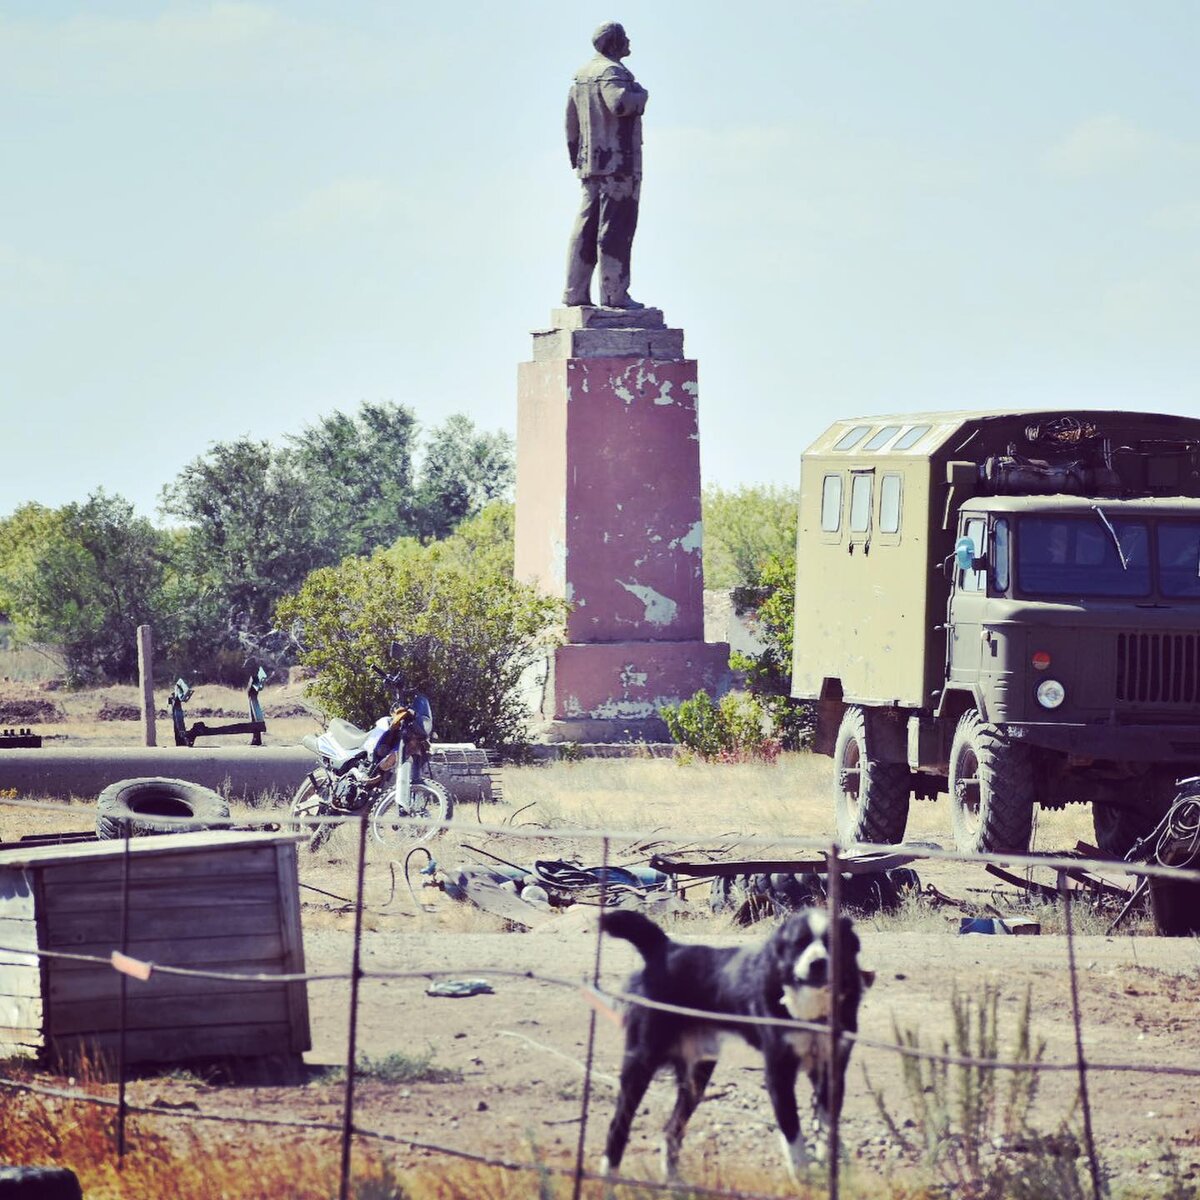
[
  {"x1": 661, "y1": 690, "x2": 780, "y2": 762},
  {"x1": 731, "y1": 552, "x2": 814, "y2": 750},
  {"x1": 866, "y1": 983, "x2": 1093, "y2": 1200},
  {"x1": 276, "y1": 547, "x2": 565, "y2": 750}
]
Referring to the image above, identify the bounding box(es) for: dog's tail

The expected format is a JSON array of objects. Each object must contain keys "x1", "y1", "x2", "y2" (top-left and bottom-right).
[{"x1": 600, "y1": 909, "x2": 670, "y2": 964}]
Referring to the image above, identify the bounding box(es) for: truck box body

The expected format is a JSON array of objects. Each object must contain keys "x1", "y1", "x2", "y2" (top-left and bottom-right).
[{"x1": 792, "y1": 409, "x2": 1200, "y2": 714}]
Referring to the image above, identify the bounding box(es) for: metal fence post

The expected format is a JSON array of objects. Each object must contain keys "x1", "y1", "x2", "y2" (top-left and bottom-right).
[
  {"x1": 116, "y1": 827, "x2": 131, "y2": 1165},
  {"x1": 572, "y1": 834, "x2": 609, "y2": 1200},
  {"x1": 825, "y1": 841, "x2": 843, "y2": 1200},
  {"x1": 1057, "y1": 871, "x2": 1103, "y2": 1200},
  {"x1": 339, "y1": 813, "x2": 370, "y2": 1200}
]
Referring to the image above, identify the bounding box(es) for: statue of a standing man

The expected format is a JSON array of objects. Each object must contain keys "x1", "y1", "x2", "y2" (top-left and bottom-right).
[{"x1": 562, "y1": 22, "x2": 648, "y2": 310}]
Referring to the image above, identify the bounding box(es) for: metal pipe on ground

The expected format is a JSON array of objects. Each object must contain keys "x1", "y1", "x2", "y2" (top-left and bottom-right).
[{"x1": 0, "y1": 746, "x2": 499, "y2": 805}]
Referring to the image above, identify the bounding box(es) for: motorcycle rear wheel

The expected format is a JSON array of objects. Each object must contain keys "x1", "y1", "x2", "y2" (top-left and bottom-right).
[
  {"x1": 370, "y1": 780, "x2": 452, "y2": 848},
  {"x1": 289, "y1": 771, "x2": 337, "y2": 851}
]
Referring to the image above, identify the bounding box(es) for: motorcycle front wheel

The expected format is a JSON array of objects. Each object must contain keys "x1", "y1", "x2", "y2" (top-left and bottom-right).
[
  {"x1": 369, "y1": 780, "x2": 453, "y2": 848},
  {"x1": 289, "y1": 771, "x2": 337, "y2": 851}
]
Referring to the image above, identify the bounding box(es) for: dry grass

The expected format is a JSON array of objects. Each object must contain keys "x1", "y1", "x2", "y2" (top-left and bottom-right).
[
  {"x1": 0, "y1": 1073, "x2": 907, "y2": 1200},
  {"x1": 498, "y1": 754, "x2": 1098, "y2": 852}
]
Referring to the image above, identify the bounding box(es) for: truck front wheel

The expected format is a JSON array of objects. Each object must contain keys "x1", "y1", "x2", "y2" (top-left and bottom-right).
[
  {"x1": 833, "y1": 707, "x2": 910, "y2": 846},
  {"x1": 949, "y1": 712, "x2": 1035, "y2": 854}
]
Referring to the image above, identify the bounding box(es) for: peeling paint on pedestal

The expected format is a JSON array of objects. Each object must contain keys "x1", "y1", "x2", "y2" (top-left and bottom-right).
[
  {"x1": 617, "y1": 581, "x2": 678, "y2": 627},
  {"x1": 515, "y1": 343, "x2": 732, "y2": 729}
]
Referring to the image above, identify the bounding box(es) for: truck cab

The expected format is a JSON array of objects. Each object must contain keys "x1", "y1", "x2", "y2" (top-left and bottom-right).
[{"x1": 792, "y1": 410, "x2": 1200, "y2": 856}]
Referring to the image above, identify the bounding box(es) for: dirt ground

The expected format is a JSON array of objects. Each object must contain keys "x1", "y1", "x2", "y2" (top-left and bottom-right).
[
  {"x1": 4, "y1": 679, "x2": 1200, "y2": 1194},
  {"x1": 101, "y1": 827, "x2": 1200, "y2": 1198}
]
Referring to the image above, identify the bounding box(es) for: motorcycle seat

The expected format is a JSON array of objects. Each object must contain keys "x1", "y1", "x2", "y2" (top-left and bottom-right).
[{"x1": 325, "y1": 718, "x2": 370, "y2": 754}]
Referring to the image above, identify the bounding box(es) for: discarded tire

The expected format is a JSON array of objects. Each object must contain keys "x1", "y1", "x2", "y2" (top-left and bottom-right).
[
  {"x1": 710, "y1": 867, "x2": 920, "y2": 925},
  {"x1": 95, "y1": 776, "x2": 230, "y2": 840},
  {"x1": 0, "y1": 1166, "x2": 82, "y2": 1199}
]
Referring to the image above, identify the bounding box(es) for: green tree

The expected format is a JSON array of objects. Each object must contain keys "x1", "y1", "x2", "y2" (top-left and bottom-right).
[
  {"x1": 413, "y1": 414, "x2": 515, "y2": 541},
  {"x1": 731, "y1": 552, "x2": 813, "y2": 750},
  {"x1": 286, "y1": 401, "x2": 420, "y2": 559},
  {"x1": 276, "y1": 544, "x2": 564, "y2": 748},
  {"x1": 426, "y1": 500, "x2": 514, "y2": 577},
  {"x1": 702, "y1": 484, "x2": 799, "y2": 590},
  {"x1": 160, "y1": 437, "x2": 324, "y2": 642},
  {"x1": 0, "y1": 492, "x2": 172, "y2": 683}
]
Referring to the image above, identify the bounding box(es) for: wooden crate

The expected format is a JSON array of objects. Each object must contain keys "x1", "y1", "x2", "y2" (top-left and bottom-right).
[{"x1": 0, "y1": 831, "x2": 310, "y2": 1067}]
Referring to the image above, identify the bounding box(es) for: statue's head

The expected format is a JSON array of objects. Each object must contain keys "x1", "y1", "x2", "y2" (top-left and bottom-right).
[{"x1": 592, "y1": 21, "x2": 630, "y2": 60}]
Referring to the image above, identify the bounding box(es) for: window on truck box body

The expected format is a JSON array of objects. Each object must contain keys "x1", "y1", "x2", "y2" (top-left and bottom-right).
[
  {"x1": 849, "y1": 471, "x2": 874, "y2": 540},
  {"x1": 879, "y1": 473, "x2": 902, "y2": 537},
  {"x1": 820, "y1": 474, "x2": 843, "y2": 535}
]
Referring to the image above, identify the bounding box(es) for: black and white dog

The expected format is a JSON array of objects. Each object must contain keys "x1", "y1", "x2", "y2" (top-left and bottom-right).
[{"x1": 599, "y1": 908, "x2": 873, "y2": 1182}]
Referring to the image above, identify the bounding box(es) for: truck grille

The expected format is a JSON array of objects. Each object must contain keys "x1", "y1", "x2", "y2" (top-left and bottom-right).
[{"x1": 1116, "y1": 632, "x2": 1200, "y2": 704}]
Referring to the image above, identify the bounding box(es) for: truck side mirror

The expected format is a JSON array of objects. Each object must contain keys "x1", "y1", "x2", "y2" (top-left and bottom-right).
[{"x1": 954, "y1": 536, "x2": 977, "y2": 572}]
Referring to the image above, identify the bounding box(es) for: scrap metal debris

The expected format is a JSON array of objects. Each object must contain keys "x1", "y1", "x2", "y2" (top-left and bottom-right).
[{"x1": 439, "y1": 851, "x2": 675, "y2": 927}]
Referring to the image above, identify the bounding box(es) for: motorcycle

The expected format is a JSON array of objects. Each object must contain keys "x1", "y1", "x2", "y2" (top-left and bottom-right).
[{"x1": 289, "y1": 651, "x2": 453, "y2": 850}]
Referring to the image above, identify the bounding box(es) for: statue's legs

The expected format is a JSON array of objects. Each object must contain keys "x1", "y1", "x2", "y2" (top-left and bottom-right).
[
  {"x1": 563, "y1": 176, "x2": 642, "y2": 308},
  {"x1": 596, "y1": 175, "x2": 641, "y2": 308},
  {"x1": 563, "y1": 179, "x2": 602, "y2": 306}
]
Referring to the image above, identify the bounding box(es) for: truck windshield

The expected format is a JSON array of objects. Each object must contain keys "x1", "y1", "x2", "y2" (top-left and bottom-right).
[
  {"x1": 1017, "y1": 515, "x2": 1150, "y2": 597},
  {"x1": 1158, "y1": 522, "x2": 1200, "y2": 597}
]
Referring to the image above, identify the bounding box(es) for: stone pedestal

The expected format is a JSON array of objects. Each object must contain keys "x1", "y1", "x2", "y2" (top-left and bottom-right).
[{"x1": 516, "y1": 306, "x2": 731, "y2": 741}]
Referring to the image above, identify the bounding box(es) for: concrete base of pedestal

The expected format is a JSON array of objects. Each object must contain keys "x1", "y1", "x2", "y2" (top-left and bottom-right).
[
  {"x1": 531, "y1": 714, "x2": 674, "y2": 744},
  {"x1": 536, "y1": 639, "x2": 732, "y2": 741}
]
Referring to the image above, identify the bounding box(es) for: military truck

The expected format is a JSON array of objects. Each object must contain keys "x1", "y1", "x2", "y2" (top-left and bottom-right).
[{"x1": 791, "y1": 410, "x2": 1200, "y2": 856}]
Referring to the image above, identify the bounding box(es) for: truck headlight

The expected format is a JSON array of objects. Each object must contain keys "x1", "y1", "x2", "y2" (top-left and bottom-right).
[{"x1": 1035, "y1": 679, "x2": 1066, "y2": 709}]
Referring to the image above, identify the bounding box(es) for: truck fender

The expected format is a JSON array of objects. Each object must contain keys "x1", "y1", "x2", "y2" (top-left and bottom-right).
[{"x1": 934, "y1": 687, "x2": 988, "y2": 726}]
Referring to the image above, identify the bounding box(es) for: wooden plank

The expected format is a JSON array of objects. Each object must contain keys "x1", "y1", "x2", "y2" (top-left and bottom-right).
[
  {"x1": 0, "y1": 917, "x2": 39, "y2": 952},
  {"x1": 0, "y1": 872, "x2": 36, "y2": 920},
  {"x1": 45, "y1": 902, "x2": 281, "y2": 947},
  {"x1": 42, "y1": 875, "x2": 280, "y2": 914},
  {"x1": 0, "y1": 949, "x2": 39, "y2": 970},
  {"x1": 50, "y1": 989, "x2": 290, "y2": 1036},
  {"x1": 51, "y1": 1022, "x2": 295, "y2": 1066},
  {"x1": 39, "y1": 845, "x2": 278, "y2": 887},
  {"x1": 48, "y1": 959, "x2": 291, "y2": 1004},
  {"x1": 0, "y1": 995, "x2": 43, "y2": 1030},
  {"x1": 0, "y1": 830, "x2": 300, "y2": 871},
  {"x1": 0, "y1": 963, "x2": 42, "y2": 998},
  {"x1": 50, "y1": 933, "x2": 285, "y2": 971},
  {"x1": 274, "y1": 841, "x2": 312, "y2": 1053},
  {"x1": 0, "y1": 1029, "x2": 42, "y2": 1057}
]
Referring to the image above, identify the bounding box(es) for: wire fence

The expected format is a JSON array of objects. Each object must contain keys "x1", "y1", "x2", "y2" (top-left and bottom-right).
[{"x1": 1, "y1": 793, "x2": 1199, "y2": 1199}]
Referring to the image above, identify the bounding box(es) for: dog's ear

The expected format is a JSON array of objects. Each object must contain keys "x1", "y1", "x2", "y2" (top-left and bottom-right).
[{"x1": 859, "y1": 968, "x2": 876, "y2": 990}]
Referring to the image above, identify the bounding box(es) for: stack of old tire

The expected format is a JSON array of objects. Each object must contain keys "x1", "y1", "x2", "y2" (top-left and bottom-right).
[
  {"x1": 94, "y1": 777, "x2": 230, "y2": 840},
  {"x1": 710, "y1": 867, "x2": 920, "y2": 925},
  {"x1": 1145, "y1": 780, "x2": 1200, "y2": 936},
  {"x1": 0, "y1": 1166, "x2": 82, "y2": 1198}
]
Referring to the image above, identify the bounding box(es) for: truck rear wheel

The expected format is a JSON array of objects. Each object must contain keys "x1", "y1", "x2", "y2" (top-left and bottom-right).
[
  {"x1": 949, "y1": 712, "x2": 1034, "y2": 854},
  {"x1": 833, "y1": 707, "x2": 910, "y2": 846},
  {"x1": 1090, "y1": 775, "x2": 1174, "y2": 860}
]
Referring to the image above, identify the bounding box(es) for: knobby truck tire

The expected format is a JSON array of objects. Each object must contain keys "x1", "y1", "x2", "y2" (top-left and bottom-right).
[
  {"x1": 949, "y1": 712, "x2": 1035, "y2": 854},
  {"x1": 832, "y1": 706, "x2": 910, "y2": 847},
  {"x1": 0, "y1": 1165, "x2": 83, "y2": 1199},
  {"x1": 1091, "y1": 777, "x2": 1174, "y2": 860},
  {"x1": 95, "y1": 777, "x2": 230, "y2": 840}
]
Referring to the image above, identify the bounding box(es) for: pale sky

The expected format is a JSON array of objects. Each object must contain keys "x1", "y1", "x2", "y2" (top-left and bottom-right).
[{"x1": 2, "y1": 2, "x2": 1197, "y2": 519}]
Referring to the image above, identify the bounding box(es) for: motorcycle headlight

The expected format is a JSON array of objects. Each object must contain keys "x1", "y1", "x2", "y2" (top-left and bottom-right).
[{"x1": 1035, "y1": 679, "x2": 1066, "y2": 709}]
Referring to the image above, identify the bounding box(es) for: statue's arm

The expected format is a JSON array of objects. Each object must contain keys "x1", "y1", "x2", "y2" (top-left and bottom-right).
[
  {"x1": 565, "y1": 91, "x2": 580, "y2": 166},
  {"x1": 599, "y1": 68, "x2": 648, "y2": 118}
]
